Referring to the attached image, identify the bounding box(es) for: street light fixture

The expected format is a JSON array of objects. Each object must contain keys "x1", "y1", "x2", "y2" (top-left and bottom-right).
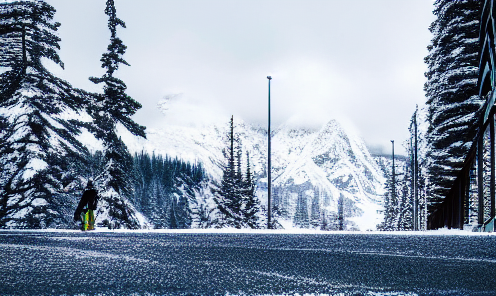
[{"x1": 267, "y1": 76, "x2": 272, "y2": 229}]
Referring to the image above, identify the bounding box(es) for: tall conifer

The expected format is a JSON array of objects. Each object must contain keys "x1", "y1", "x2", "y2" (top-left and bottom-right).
[
  {"x1": 310, "y1": 188, "x2": 320, "y2": 229},
  {"x1": 213, "y1": 116, "x2": 243, "y2": 228},
  {"x1": 0, "y1": 1, "x2": 87, "y2": 228},
  {"x1": 293, "y1": 190, "x2": 309, "y2": 228},
  {"x1": 424, "y1": 0, "x2": 482, "y2": 207},
  {"x1": 243, "y1": 151, "x2": 260, "y2": 228},
  {"x1": 87, "y1": 0, "x2": 146, "y2": 229}
]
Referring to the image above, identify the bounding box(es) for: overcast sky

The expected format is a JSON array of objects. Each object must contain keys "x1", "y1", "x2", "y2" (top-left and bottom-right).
[{"x1": 44, "y1": 0, "x2": 436, "y2": 155}]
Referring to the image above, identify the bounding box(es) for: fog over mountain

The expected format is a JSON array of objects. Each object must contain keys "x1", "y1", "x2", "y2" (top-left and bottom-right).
[{"x1": 120, "y1": 108, "x2": 387, "y2": 230}]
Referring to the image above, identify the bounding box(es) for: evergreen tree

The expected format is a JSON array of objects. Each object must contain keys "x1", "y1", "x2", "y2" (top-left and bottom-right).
[
  {"x1": 243, "y1": 151, "x2": 260, "y2": 228},
  {"x1": 168, "y1": 196, "x2": 178, "y2": 229},
  {"x1": 424, "y1": 0, "x2": 483, "y2": 208},
  {"x1": 212, "y1": 116, "x2": 261, "y2": 229},
  {"x1": 213, "y1": 116, "x2": 243, "y2": 228},
  {"x1": 381, "y1": 172, "x2": 398, "y2": 231},
  {"x1": 0, "y1": 1, "x2": 87, "y2": 228},
  {"x1": 310, "y1": 188, "x2": 320, "y2": 229},
  {"x1": 320, "y1": 209, "x2": 329, "y2": 231},
  {"x1": 172, "y1": 189, "x2": 192, "y2": 229},
  {"x1": 0, "y1": 114, "x2": 14, "y2": 219},
  {"x1": 398, "y1": 169, "x2": 413, "y2": 230},
  {"x1": 378, "y1": 150, "x2": 416, "y2": 231},
  {"x1": 87, "y1": 0, "x2": 146, "y2": 229},
  {"x1": 338, "y1": 193, "x2": 344, "y2": 231},
  {"x1": 197, "y1": 203, "x2": 215, "y2": 228},
  {"x1": 235, "y1": 140, "x2": 243, "y2": 191},
  {"x1": 293, "y1": 190, "x2": 309, "y2": 228}
]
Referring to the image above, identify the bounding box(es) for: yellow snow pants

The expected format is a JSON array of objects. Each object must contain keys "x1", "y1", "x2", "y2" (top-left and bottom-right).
[{"x1": 81, "y1": 209, "x2": 95, "y2": 231}]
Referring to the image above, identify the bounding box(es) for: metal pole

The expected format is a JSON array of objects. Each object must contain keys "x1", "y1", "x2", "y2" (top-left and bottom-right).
[
  {"x1": 391, "y1": 140, "x2": 395, "y2": 229},
  {"x1": 414, "y1": 108, "x2": 418, "y2": 231},
  {"x1": 267, "y1": 76, "x2": 272, "y2": 229}
]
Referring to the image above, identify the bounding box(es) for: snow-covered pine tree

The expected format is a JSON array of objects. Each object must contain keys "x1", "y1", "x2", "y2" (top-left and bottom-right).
[
  {"x1": 143, "y1": 153, "x2": 160, "y2": 225},
  {"x1": 243, "y1": 151, "x2": 260, "y2": 229},
  {"x1": 310, "y1": 188, "x2": 320, "y2": 229},
  {"x1": 87, "y1": 0, "x2": 146, "y2": 229},
  {"x1": 424, "y1": 0, "x2": 483, "y2": 209},
  {"x1": 172, "y1": 188, "x2": 192, "y2": 229},
  {"x1": 233, "y1": 139, "x2": 248, "y2": 224},
  {"x1": 171, "y1": 161, "x2": 197, "y2": 229},
  {"x1": 398, "y1": 168, "x2": 413, "y2": 230},
  {"x1": 293, "y1": 190, "x2": 309, "y2": 228},
  {"x1": 213, "y1": 116, "x2": 243, "y2": 228},
  {"x1": 320, "y1": 209, "x2": 329, "y2": 231},
  {"x1": 0, "y1": 113, "x2": 13, "y2": 216},
  {"x1": 235, "y1": 139, "x2": 243, "y2": 194},
  {"x1": 381, "y1": 173, "x2": 398, "y2": 231},
  {"x1": 132, "y1": 151, "x2": 149, "y2": 214},
  {"x1": 0, "y1": 1, "x2": 88, "y2": 228},
  {"x1": 337, "y1": 193, "x2": 344, "y2": 230}
]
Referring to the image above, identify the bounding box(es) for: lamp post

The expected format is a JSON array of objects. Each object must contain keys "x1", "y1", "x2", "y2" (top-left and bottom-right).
[
  {"x1": 267, "y1": 76, "x2": 272, "y2": 229},
  {"x1": 391, "y1": 140, "x2": 396, "y2": 228},
  {"x1": 413, "y1": 108, "x2": 418, "y2": 231}
]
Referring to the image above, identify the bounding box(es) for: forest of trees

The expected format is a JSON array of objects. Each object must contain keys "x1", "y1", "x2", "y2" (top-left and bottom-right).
[
  {"x1": 379, "y1": 108, "x2": 429, "y2": 231},
  {"x1": 0, "y1": 0, "x2": 200, "y2": 229},
  {"x1": 132, "y1": 152, "x2": 207, "y2": 229},
  {"x1": 270, "y1": 185, "x2": 362, "y2": 231}
]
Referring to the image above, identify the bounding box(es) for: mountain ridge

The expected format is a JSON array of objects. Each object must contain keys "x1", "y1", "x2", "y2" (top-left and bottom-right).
[{"x1": 120, "y1": 117, "x2": 386, "y2": 230}]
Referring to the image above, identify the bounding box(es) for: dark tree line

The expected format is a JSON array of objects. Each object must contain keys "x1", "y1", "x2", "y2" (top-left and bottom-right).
[{"x1": 132, "y1": 152, "x2": 207, "y2": 229}]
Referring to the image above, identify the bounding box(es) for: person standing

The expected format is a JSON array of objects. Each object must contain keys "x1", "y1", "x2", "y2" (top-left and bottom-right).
[{"x1": 74, "y1": 180, "x2": 99, "y2": 231}]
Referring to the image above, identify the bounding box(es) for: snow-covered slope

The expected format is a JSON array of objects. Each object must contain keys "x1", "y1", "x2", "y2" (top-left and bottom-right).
[
  {"x1": 120, "y1": 118, "x2": 386, "y2": 231},
  {"x1": 271, "y1": 121, "x2": 385, "y2": 231}
]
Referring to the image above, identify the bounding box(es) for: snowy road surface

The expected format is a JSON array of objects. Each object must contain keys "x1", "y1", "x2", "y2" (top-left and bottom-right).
[{"x1": 0, "y1": 231, "x2": 495, "y2": 296}]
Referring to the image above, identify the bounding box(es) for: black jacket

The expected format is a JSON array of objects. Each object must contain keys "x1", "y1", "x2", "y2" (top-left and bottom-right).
[{"x1": 74, "y1": 189, "x2": 98, "y2": 221}]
